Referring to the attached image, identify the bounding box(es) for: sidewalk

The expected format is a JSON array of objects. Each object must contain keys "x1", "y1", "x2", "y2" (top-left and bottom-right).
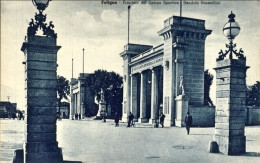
[{"x1": 0, "y1": 119, "x2": 259, "y2": 163}]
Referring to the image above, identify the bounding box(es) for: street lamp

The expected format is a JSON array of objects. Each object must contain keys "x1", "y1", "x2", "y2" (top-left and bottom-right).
[
  {"x1": 217, "y1": 11, "x2": 245, "y2": 61},
  {"x1": 32, "y1": 0, "x2": 50, "y2": 12},
  {"x1": 223, "y1": 11, "x2": 240, "y2": 42}
]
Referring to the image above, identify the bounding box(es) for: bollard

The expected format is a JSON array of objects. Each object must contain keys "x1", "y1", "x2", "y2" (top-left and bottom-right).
[{"x1": 208, "y1": 141, "x2": 219, "y2": 153}]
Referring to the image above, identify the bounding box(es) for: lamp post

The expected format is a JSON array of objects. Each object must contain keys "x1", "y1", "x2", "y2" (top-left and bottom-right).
[
  {"x1": 14, "y1": 0, "x2": 64, "y2": 162},
  {"x1": 211, "y1": 11, "x2": 249, "y2": 155},
  {"x1": 217, "y1": 11, "x2": 245, "y2": 61}
]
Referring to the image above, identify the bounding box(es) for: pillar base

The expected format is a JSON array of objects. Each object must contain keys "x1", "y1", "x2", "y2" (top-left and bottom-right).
[
  {"x1": 138, "y1": 118, "x2": 148, "y2": 123},
  {"x1": 175, "y1": 120, "x2": 185, "y2": 127},
  {"x1": 69, "y1": 115, "x2": 74, "y2": 120},
  {"x1": 164, "y1": 119, "x2": 174, "y2": 127},
  {"x1": 12, "y1": 148, "x2": 82, "y2": 163},
  {"x1": 12, "y1": 149, "x2": 23, "y2": 163},
  {"x1": 13, "y1": 148, "x2": 63, "y2": 163},
  {"x1": 94, "y1": 115, "x2": 103, "y2": 120},
  {"x1": 149, "y1": 118, "x2": 155, "y2": 124},
  {"x1": 121, "y1": 115, "x2": 128, "y2": 123},
  {"x1": 175, "y1": 95, "x2": 189, "y2": 127},
  {"x1": 208, "y1": 141, "x2": 219, "y2": 153}
]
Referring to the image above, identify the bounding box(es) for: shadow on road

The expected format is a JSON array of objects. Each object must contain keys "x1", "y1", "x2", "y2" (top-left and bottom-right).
[
  {"x1": 242, "y1": 152, "x2": 260, "y2": 157},
  {"x1": 189, "y1": 133, "x2": 212, "y2": 136}
]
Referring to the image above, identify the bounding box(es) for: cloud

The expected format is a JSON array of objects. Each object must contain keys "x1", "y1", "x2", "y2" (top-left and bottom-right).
[{"x1": 1, "y1": 1, "x2": 260, "y2": 109}]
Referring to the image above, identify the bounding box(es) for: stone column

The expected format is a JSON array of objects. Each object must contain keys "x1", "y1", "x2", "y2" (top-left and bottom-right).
[
  {"x1": 212, "y1": 58, "x2": 248, "y2": 155},
  {"x1": 77, "y1": 94, "x2": 79, "y2": 115},
  {"x1": 69, "y1": 83, "x2": 74, "y2": 119},
  {"x1": 73, "y1": 94, "x2": 76, "y2": 116},
  {"x1": 122, "y1": 72, "x2": 131, "y2": 122},
  {"x1": 79, "y1": 76, "x2": 86, "y2": 119},
  {"x1": 21, "y1": 35, "x2": 63, "y2": 163},
  {"x1": 131, "y1": 74, "x2": 138, "y2": 122},
  {"x1": 150, "y1": 68, "x2": 158, "y2": 124},
  {"x1": 74, "y1": 93, "x2": 77, "y2": 115},
  {"x1": 139, "y1": 71, "x2": 147, "y2": 123}
]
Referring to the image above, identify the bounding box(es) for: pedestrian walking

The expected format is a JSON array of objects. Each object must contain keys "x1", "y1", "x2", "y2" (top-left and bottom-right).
[
  {"x1": 114, "y1": 112, "x2": 120, "y2": 127},
  {"x1": 185, "y1": 112, "x2": 193, "y2": 135},
  {"x1": 127, "y1": 112, "x2": 134, "y2": 127},
  {"x1": 159, "y1": 113, "x2": 165, "y2": 128}
]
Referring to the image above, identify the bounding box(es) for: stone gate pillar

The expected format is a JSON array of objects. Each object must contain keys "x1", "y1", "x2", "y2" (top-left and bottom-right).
[
  {"x1": 209, "y1": 11, "x2": 249, "y2": 155},
  {"x1": 21, "y1": 35, "x2": 63, "y2": 162},
  {"x1": 213, "y1": 58, "x2": 248, "y2": 155},
  {"x1": 12, "y1": 1, "x2": 64, "y2": 162},
  {"x1": 158, "y1": 16, "x2": 211, "y2": 126}
]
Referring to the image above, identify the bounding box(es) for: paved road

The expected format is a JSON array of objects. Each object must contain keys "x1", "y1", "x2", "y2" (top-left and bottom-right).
[{"x1": 0, "y1": 119, "x2": 260, "y2": 163}]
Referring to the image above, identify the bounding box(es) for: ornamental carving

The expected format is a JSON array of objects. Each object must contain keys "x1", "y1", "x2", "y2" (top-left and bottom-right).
[
  {"x1": 27, "y1": 12, "x2": 57, "y2": 38},
  {"x1": 217, "y1": 42, "x2": 245, "y2": 61}
]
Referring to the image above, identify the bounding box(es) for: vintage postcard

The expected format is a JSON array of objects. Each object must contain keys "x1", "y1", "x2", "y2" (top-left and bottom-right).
[{"x1": 1, "y1": 0, "x2": 259, "y2": 162}]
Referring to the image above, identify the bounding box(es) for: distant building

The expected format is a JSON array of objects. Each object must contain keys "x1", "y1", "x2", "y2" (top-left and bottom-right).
[
  {"x1": 56, "y1": 102, "x2": 70, "y2": 119},
  {"x1": 120, "y1": 15, "x2": 212, "y2": 126},
  {"x1": 70, "y1": 73, "x2": 96, "y2": 119},
  {"x1": 257, "y1": 81, "x2": 260, "y2": 106},
  {"x1": 0, "y1": 102, "x2": 17, "y2": 118}
]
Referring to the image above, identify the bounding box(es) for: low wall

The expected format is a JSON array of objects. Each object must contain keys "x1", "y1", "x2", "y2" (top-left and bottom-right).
[
  {"x1": 188, "y1": 105, "x2": 260, "y2": 127},
  {"x1": 189, "y1": 105, "x2": 215, "y2": 127},
  {"x1": 246, "y1": 106, "x2": 260, "y2": 125}
]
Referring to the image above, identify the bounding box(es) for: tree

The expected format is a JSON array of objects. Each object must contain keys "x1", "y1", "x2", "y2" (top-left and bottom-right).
[
  {"x1": 86, "y1": 70, "x2": 123, "y2": 116},
  {"x1": 56, "y1": 75, "x2": 70, "y2": 114},
  {"x1": 204, "y1": 69, "x2": 214, "y2": 106},
  {"x1": 246, "y1": 82, "x2": 260, "y2": 106},
  {"x1": 104, "y1": 71, "x2": 123, "y2": 116}
]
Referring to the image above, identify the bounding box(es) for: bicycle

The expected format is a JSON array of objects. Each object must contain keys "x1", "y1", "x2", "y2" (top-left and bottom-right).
[{"x1": 130, "y1": 120, "x2": 135, "y2": 127}]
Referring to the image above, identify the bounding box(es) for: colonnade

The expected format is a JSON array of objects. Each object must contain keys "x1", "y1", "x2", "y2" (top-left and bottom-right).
[
  {"x1": 70, "y1": 93, "x2": 81, "y2": 116},
  {"x1": 130, "y1": 66, "x2": 163, "y2": 124},
  {"x1": 69, "y1": 75, "x2": 88, "y2": 119}
]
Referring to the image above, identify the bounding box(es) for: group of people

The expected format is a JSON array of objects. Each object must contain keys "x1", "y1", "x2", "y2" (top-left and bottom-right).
[
  {"x1": 125, "y1": 112, "x2": 166, "y2": 128},
  {"x1": 115, "y1": 111, "x2": 193, "y2": 135},
  {"x1": 73, "y1": 113, "x2": 81, "y2": 120}
]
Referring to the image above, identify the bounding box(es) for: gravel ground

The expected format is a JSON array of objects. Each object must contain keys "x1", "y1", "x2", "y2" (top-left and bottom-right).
[{"x1": 0, "y1": 119, "x2": 259, "y2": 163}]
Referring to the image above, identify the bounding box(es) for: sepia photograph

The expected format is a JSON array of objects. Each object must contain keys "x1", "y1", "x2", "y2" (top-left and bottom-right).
[{"x1": 0, "y1": 0, "x2": 260, "y2": 162}]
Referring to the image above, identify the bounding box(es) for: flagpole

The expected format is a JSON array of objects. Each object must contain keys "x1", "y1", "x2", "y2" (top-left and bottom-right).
[
  {"x1": 180, "y1": 0, "x2": 182, "y2": 18},
  {"x1": 72, "y1": 58, "x2": 74, "y2": 78},
  {"x1": 180, "y1": 0, "x2": 182, "y2": 24},
  {"x1": 128, "y1": 5, "x2": 130, "y2": 44},
  {"x1": 82, "y1": 48, "x2": 84, "y2": 74}
]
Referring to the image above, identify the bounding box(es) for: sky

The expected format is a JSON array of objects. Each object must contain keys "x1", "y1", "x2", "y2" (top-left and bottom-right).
[{"x1": 1, "y1": 0, "x2": 260, "y2": 110}]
